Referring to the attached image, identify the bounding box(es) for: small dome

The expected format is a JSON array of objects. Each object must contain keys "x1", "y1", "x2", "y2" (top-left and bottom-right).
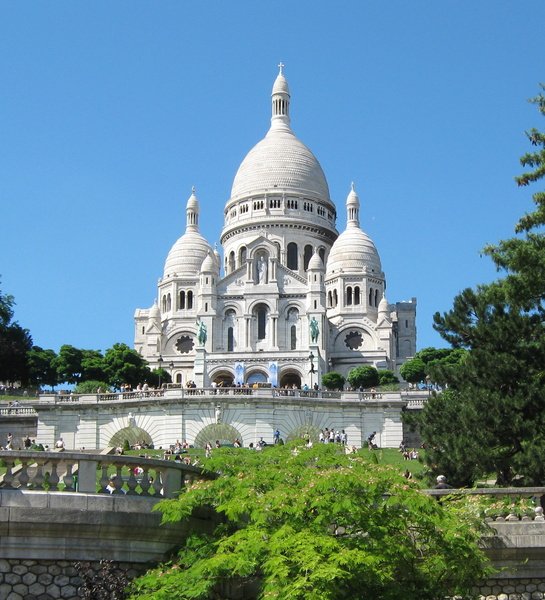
[
  {"x1": 308, "y1": 251, "x2": 324, "y2": 271},
  {"x1": 326, "y1": 228, "x2": 382, "y2": 274},
  {"x1": 163, "y1": 189, "x2": 212, "y2": 278},
  {"x1": 201, "y1": 253, "x2": 216, "y2": 273},
  {"x1": 164, "y1": 230, "x2": 212, "y2": 278},
  {"x1": 326, "y1": 184, "x2": 381, "y2": 275},
  {"x1": 378, "y1": 295, "x2": 389, "y2": 314},
  {"x1": 148, "y1": 300, "x2": 160, "y2": 321}
]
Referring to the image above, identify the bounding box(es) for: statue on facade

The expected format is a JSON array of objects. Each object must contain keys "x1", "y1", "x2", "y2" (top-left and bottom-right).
[
  {"x1": 197, "y1": 320, "x2": 207, "y2": 346},
  {"x1": 257, "y1": 256, "x2": 268, "y2": 284},
  {"x1": 310, "y1": 317, "x2": 319, "y2": 343}
]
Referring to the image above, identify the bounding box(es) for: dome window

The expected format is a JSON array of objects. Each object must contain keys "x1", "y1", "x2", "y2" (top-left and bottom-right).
[
  {"x1": 179, "y1": 291, "x2": 186, "y2": 310},
  {"x1": 227, "y1": 327, "x2": 234, "y2": 351},
  {"x1": 354, "y1": 286, "x2": 361, "y2": 305},
  {"x1": 346, "y1": 287, "x2": 353, "y2": 306},
  {"x1": 303, "y1": 245, "x2": 313, "y2": 270},
  {"x1": 187, "y1": 291, "x2": 194, "y2": 310}
]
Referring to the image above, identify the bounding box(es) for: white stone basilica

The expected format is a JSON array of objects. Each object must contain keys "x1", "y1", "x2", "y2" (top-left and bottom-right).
[{"x1": 134, "y1": 65, "x2": 416, "y2": 388}]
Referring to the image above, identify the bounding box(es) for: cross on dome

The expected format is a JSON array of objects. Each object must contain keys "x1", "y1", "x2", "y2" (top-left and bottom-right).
[{"x1": 278, "y1": 62, "x2": 285, "y2": 75}]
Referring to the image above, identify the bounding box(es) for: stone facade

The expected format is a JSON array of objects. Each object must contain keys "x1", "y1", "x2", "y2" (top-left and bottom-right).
[{"x1": 134, "y1": 65, "x2": 416, "y2": 389}]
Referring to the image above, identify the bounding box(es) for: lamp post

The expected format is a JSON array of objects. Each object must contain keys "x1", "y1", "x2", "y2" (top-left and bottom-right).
[
  {"x1": 158, "y1": 355, "x2": 163, "y2": 388},
  {"x1": 309, "y1": 351, "x2": 315, "y2": 389},
  {"x1": 169, "y1": 361, "x2": 174, "y2": 384}
]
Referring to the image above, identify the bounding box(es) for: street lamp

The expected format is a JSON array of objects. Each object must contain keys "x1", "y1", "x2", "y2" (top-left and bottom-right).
[
  {"x1": 169, "y1": 361, "x2": 174, "y2": 385},
  {"x1": 308, "y1": 351, "x2": 315, "y2": 389},
  {"x1": 158, "y1": 355, "x2": 163, "y2": 388}
]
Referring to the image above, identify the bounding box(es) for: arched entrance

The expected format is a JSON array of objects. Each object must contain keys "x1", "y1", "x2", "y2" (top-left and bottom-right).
[
  {"x1": 212, "y1": 370, "x2": 234, "y2": 387},
  {"x1": 194, "y1": 423, "x2": 243, "y2": 448},
  {"x1": 110, "y1": 427, "x2": 153, "y2": 449},
  {"x1": 280, "y1": 370, "x2": 302, "y2": 389},
  {"x1": 286, "y1": 425, "x2": 321, "y2": 443}
]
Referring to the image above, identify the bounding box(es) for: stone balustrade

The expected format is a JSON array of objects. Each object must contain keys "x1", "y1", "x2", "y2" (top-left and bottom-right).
[
  {"x1": 34, "y1": 387, "x2": 389, "y2": 405},
  {"x1": 0, "y1": 450, "x2": 215, "y2": 498}
]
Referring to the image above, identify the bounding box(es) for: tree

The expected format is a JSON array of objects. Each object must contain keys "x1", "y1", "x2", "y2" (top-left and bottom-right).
[
  {"x1": 377, "y1": 369, "x2": 399, "y2": 385},
  {"x1": 81, "y1": 349, "x2": 108, "y2": 382},
  {"x1": 53, "y1": 344, "x2": 84, "y2": 384},
  {"x1": 413, "y1": 86, "x2": 545, "y2": 486},
  {"x1": 321, "y1": 371, "x2": 345, "y2": 390},
  {"x1": 0, "y1": 279, "x2": 33, "y2": 384},
  {"x1": 128, "y1": 443, "x2": 492, "y2": 600},
  {"x1": 27, "y1": 347, "x2": 59, "y2": 389},
  {"x1": 103, "y1": 343, "x2": 152, "y2": 389},
  {"x1": 346, "y1": 365, "x2": 379, "y2": 389},
  {"x1": 398, "y1": 358, "x2": 425, "y2": 384},
  {"x1": 75, "y1": 380, "x2": 111, "y2": 394}
]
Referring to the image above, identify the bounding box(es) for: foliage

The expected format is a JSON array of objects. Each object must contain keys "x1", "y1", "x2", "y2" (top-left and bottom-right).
[
  {"x1": 74, "y1": 380, "x2": 111, "y2": 394},
  {"x1": 346, "y1": 365, "x2": 379, "y2": 389},
  {"x1": 399, "y1": 358, "x2": 426, "y2": 384},
  {"x1": 129, "y1": 444, "x2": 492, "y2": 600},
  {"x1": 53, "y1": 344, "x2": 84, "y2": 384},
  {"x1": 27, "y1": 346, "x2": 58, "y2": 389},
  {"x1": 81, "y1": 349, "x2": 108, "y2": 382},
  {"x1": 103, "y1": 343, "x2": 153, "y2": 389},
  {"x1": 321, "y1": 371, "x2": 345, "y2": 390},
  {"x1": 0, "y1": 279, "x2": 33, "y2": 384},
  {"x1": 413, "y1": 86, "x2": 545, "y2": 486},
  {"x1": 377, "y1": 369, "x2": 398, "y2": 385}
]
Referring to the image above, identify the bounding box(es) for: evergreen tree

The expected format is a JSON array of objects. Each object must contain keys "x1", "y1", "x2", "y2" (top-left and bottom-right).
[{"x1": 414, "y1": 86, "x2": 545, "y2": 486}]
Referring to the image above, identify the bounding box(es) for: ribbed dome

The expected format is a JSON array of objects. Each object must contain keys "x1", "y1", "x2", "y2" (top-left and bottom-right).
[
  {"x1": 231, "y1": 130, "x2": 329, "y2": 199},
  {"x1": 163, "y1": 189, "x2": 213, "y2": 278},
  {"x1": 327, "y1": 228, "x2": 382, "y2": 274},
  {"x1": 164, "y1": 230, "x2": 212, "y2": 278},
  {"x1": 308, "y1": 251, "x2": 324, "y2": 271},
  {"x1": 326, "y1": 184, "x2": 382, "y2": 275},
  {"x1": 200, "y1": 253, "x2": 216, "y2": 273},
  {"x1": 230, "y1": 65, "x2": 330, "y2": 201}
]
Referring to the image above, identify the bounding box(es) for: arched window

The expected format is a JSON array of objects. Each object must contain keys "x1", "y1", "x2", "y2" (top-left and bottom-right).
[
  {"x1": 179, "y1": 291, "x2": 186, "y2": 310},
  {"x1": 141, "y1": 326, "x2": 145, "y2": 335},
  {"x1": 319, "y1": 247, "x2": 326, "y2": 264},
  {"x1": 354, "y1": 286, "x2": 360, "y2": 305},
  {"x1": 187, "y1": 290, "x2": 194, "y2": 310},
  {"x1": 239, "y1": 246, "x2": 247, "y2": 266},
  {"x1": 346, "y1": 286, "x2": 353, "y2": 306},
  {"x1": 375, "y1": 289, "x2": 379, "y2": 307},
  {"x1": 290, "y1": 325, "x2": 297, "y2": 350},
  {"x1": 258, "y1": 307, "x2": 267, "y2": 340},
  {"x1": 227, "y1": 327, "x2": 234, "y2": 352},
  {"x1": 369, "y1": 287, "x2": 373, "y2": 306},
  {"x1": 176, "y1": 373, "x2": 182, "y2": 384},
  {"x1": 303, "y1": 245, "x2": 313, "y2": 270},
  {"x1": 327, "y1": 291, "x2": 332, "y2": 307},
  {"x1": 287, "y1": 242, "x2": 298, "y2": 270},
  {"x1": 333, "y1": 289, "x2": 338, "y2": 307},
  {"x1": 229, "y1": 251, "x2": 235, "y2": 273}
]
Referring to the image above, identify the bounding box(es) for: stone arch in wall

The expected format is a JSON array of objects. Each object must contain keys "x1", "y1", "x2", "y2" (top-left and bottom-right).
[
  {"x1": 286, "y1": 424, "x2": 321, "y2": 443},
  {"x1": 109, "y1": 426, "x2": 153, "y2": 449},
  {"x1": 279, "y1": 369, "x2": 302, "y2": 388},
  {"x1": 210, "y1": 369, "x2": 234, "y2": 386},
  {"x1": 194, "y1": 423, "x2": 243, "y2": 448},
  {"x1": 246, "y1": 369, "x2": 269, "y2": 384}
]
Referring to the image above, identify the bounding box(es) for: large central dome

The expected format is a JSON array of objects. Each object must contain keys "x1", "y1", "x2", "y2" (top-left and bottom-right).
[
  {"x1": 230, "y1": 129, "x2": 330, "y2": 200},
  {"x1": 230, "y1": 65, "x2": 330, "y2": 202}
]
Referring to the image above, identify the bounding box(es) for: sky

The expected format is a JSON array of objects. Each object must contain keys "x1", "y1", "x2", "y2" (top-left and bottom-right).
[{"x1": 1, "y1": 1, "x2": 544, "y2": 354}]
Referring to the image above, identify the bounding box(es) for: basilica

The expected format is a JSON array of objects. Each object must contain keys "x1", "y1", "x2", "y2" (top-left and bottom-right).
[{"x1": 134, "y1": 66, "x2": 416, "y2": 388}]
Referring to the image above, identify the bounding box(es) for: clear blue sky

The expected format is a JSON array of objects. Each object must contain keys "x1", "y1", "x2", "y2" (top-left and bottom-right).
[{"x1": 1, "y1": 1, "x2": 544, "y2": 354}]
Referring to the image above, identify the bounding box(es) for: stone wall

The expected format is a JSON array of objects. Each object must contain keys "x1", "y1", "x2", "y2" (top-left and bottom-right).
[
  {"x1": 475, "y1": 578, "x2": 545, "y2": 599},
  {"x1": 0, "y1": 558, "x2": 146, "y2": 599}
]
